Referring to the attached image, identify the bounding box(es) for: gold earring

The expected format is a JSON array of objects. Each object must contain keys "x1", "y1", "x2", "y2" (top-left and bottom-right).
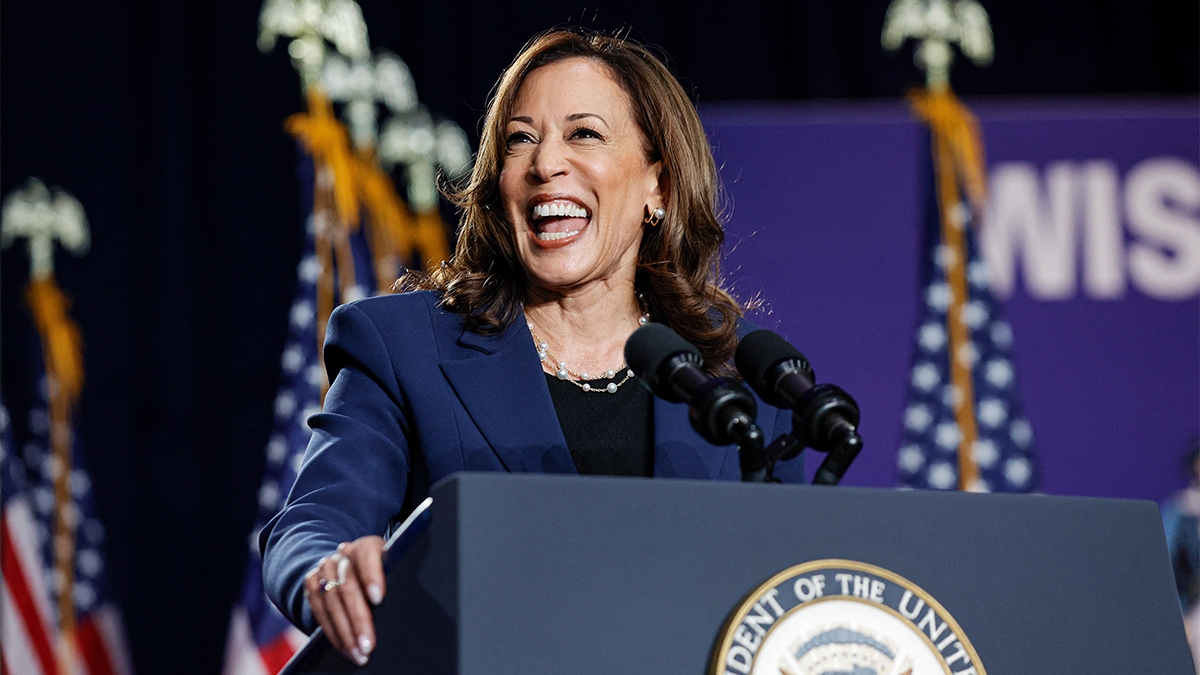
[{"x1": 643, "y1": 206, "x2": 665, "y2": 227}]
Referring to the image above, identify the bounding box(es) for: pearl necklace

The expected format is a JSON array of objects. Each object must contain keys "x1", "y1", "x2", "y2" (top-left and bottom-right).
[{"x1": 527, "y1": 314, "x2": 650, "y2": 394}]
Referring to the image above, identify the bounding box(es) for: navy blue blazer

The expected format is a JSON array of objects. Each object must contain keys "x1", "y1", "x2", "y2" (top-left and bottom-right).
[{"x1": 260, "y1": 290, "x2": 803, "y2": 630}]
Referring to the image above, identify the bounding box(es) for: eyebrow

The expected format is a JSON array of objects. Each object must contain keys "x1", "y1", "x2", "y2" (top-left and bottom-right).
[
  {"x1": 507, "y1": 113, "x2": 609, "y2": 126},
  {"x1": 567, "y1": 112, "x2": 608, "y2": 126}
]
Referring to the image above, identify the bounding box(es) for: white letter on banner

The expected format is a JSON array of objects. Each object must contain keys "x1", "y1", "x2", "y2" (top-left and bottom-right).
[
  {"x1": 733, "y1": 625, "x2": 761, "y2": 654},
  {"x1": 793, "y1": 575, "x2": 826, "y2": 602},
  {"x1": 944, "y1": 640, "x2": 970, "y2": 666},
  {"x1": 983, "y1": 162, "x2": 1079, "y2": 299},
  {"x1": 743, "y1": 601, "x2": 776, "y2": 637},
  {"x1": 1082, "y1": 160, "x2": 1126, "y2": 298},
  {"x1": 726, "y1": 646, "x2": 753, "y2": 674},
  {"x1": 870, "y1": 579, "x2": 885, "y2": 603},
  {"x1": 853, "y1": 575, "x2": 870, "y2": 599},
  {"x1": 835, "y1": 573, "x2": 853, "y2": 595},
  {"x1": 918, "y1": 606, "x2": 949, "y2": 642},
  {"x1": 1126, "y1": 157, "x2": 1200, "y2": 299},
  {"x1": 898, "y1": 590, "x2": 925, "y2": 619},
  {"x1": 761, "y1": 588, "x2": 785, "y2": 617}
]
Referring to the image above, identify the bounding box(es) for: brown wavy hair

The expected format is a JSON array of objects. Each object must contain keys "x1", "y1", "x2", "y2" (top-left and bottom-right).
[{"x1": 400, "y1": 28, "x2": 748, "y2": 373}]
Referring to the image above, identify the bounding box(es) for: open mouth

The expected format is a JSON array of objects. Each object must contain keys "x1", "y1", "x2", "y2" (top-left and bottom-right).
[{"x1": 530, "y1": 199, "x2": 589, "y2": 242}]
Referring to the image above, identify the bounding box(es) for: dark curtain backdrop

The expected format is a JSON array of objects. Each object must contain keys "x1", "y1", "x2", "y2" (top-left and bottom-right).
[{"x1": 1, "y1": 1, "x2": 1196, "y2": 673}]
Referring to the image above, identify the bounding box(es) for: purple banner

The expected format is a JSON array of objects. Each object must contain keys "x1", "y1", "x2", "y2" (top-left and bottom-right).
[{"x1": 703, "y1": 98, "x2": 1199, "y2": 503}]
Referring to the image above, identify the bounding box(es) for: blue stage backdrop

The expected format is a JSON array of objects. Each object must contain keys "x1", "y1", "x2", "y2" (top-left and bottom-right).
[{"x1": 705, "y1": 98, "x2": 1199, "y2": 502}]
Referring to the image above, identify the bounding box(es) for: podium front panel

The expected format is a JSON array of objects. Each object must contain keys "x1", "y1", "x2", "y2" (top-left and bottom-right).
[{"x1": 294, "y1": 472, "x2": 1193, "y2": 674}]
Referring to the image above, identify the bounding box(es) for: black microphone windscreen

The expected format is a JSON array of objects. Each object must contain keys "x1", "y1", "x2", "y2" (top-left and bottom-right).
[
  {"x1": 735, "y1": 329, "x2": 810, "y2": 398},
  {"x1": 625, "y1": 324, "x2": 700, "y2": 392}
]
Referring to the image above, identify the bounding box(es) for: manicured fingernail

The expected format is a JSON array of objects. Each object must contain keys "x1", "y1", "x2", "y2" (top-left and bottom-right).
[
  {"x1": 368, "y1": 583, "x2": 383, "y2": 605},
  {"x1": 350, "y1": 648, "x2": 368, "y2": 666},
  {"x1": 359, "y1": 634, "x2": 373, "y2": 655}
]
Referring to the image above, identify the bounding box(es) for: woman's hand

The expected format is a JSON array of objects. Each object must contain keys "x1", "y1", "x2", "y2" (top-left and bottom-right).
[{"x1": 303, "y1": 535, "x2": 386, "y2": 665}]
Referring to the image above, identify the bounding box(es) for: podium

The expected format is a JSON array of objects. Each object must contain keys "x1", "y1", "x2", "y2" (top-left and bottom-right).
[{"x1": 282, "y1": 472, "x2": 1193, "y2": 674}]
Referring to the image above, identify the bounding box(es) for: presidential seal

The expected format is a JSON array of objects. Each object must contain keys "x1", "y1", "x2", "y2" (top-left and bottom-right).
[{"x1": 709, "y1": 560, "x2": 985, "y2": 675}]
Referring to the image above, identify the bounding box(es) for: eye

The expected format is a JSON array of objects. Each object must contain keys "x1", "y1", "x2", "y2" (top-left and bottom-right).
[
  {"x1": 569, "y1": 126, "x2": 603, "y2": 141},
  {"x1": 505, "y1": 131, "x2": 534, "y2": 147}
]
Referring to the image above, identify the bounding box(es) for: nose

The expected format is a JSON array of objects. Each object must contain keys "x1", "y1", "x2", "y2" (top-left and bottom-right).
[{"x1": 528, "y1": 137, "x2": 569, "y2": 182}]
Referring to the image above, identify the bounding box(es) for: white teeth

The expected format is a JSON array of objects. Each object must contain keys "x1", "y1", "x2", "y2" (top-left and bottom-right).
[
  {"x1": 532, "y1": 202, "x2": 589, "y2": 220},
  {"x1": 537, "y1": 230, "x2": 581, "y2": 241}
]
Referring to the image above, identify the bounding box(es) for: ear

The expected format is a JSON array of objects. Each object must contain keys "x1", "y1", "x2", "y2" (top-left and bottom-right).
[{"x1": 648, "y1": 161, "x2": 668, "y2": 210}]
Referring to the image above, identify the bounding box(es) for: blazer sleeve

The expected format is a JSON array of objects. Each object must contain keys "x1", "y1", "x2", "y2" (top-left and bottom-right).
[{"x1": 260, "y1": 301, "x2": 413, "y2": 632}]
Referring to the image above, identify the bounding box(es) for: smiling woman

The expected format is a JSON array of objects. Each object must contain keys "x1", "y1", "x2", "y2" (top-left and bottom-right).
[
  {"x1": 500, "y1": 58, "x2": 662, "y2": 321},
  {"x1": 258, "y1": 27, "x2": 805, "y2": 666},
  {"x1": 412, "y1": 29, "x2": 743, "y2": 364}
]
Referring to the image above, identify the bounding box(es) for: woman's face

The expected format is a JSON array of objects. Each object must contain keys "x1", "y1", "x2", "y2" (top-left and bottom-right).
[{"x1": 499, "y1": 57, "x2": 662, "y2": 296}]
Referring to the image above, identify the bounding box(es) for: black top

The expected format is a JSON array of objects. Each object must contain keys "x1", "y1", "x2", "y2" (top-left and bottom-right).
[{"x1": 544, "y1": 369, "x2": 654, "y2": 477}]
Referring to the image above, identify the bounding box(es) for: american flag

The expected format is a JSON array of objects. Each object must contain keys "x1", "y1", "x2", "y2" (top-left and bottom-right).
[
  {"x1": 221, "y1": 142, "x2": 379, "y2": 675},
  {"x1": 226, "y1": 17, "x2": 457, "y2": 663},
  {"x1": 222, "y1": 64, "x2": 446, "y2": 668},
  {"x1": 1, "y1": 284, "x2": 133, "y2": 675},
  {"x1": 896, "y1": 89, "x2": 1038, "y2": 493}
]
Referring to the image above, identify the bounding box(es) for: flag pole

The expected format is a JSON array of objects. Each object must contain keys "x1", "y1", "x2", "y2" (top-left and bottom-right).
[
  {"x1": 2, "y1": 177, "x2": 91, "y2": 675},
  {"x1": 887, "y1": 1, "x2": 1036, "y2": 494}
]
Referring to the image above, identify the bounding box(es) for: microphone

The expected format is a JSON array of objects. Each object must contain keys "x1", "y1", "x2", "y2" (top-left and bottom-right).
[
  {"x1": 735, "y1": 329, "x2": 863, "y2": 485},
  {"x1": 625, "y1": 324, "x2": 767, "y2": 481}
]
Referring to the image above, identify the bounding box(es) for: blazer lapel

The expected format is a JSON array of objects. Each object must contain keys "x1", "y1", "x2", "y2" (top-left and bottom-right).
[{"x1": 439, "y1": 318, "x2": 576, "y2": 474}]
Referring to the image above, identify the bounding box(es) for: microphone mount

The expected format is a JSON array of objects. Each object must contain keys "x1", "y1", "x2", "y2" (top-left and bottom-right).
[
  {"x1": 758, "y1": 383, "x2": 862, "y2": 485},
  {"x1": 735, "y1": 329, "x2": 864, "y2": 485}
]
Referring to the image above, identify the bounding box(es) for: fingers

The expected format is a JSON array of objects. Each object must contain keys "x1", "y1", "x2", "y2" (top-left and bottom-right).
[
  {"x1": 304, "y1": 557, "x2": 355, "y2": 658},
  {"x1": 330, "y1": 544, "x2": 373, "y2": 664},
  {"x1": 309, "y1": 560, "x2": 360, "y2": 661},
  {"x1": 303, "y1": 535, "x2": 387, "y2": 666},
  {"x1": 350, "y1": 537, "x2": 387, "y2": 607}
]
